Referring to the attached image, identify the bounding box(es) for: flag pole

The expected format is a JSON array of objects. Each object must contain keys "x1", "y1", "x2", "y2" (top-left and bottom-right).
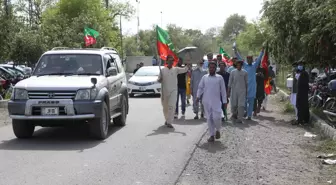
[{"x1": 156, "y1": 25, "x2": 164, "y2": 97}]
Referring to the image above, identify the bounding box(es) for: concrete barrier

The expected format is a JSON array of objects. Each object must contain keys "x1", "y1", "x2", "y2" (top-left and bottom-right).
[
  {"x1": 0, "y1": 100, "x2": 8, "y2": 109},
  {"x1": 279, "y1": 89, "x2": 336, "y2": 140}
]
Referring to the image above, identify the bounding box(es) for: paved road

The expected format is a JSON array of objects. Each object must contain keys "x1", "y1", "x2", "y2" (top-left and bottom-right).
[{"x1": 0, "y1": 96, "x2": 207, "y2": 185}]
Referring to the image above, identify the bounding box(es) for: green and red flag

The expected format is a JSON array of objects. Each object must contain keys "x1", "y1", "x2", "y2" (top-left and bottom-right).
[
  {"x1": 84, "y1": 27, "x2": 99, "y2": 47},
  {"x1": 261, "y1": 42, "x2": 272, "y2": 95},
  {"x1": 219, "y1": 47, "x2": 230, "y2": 59},
  {"x1": 156, "y1": 25, "x2": 178, "y2": 66}
]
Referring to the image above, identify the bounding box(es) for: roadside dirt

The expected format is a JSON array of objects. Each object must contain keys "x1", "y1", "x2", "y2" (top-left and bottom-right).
[{"x1": 177, "y1": 94, "x2": 333, "y2": 185}]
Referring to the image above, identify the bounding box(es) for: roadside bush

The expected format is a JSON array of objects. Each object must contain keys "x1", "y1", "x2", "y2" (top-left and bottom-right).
[{"x1": 283, "y1": 102, "x2": 294, "y2": 113}]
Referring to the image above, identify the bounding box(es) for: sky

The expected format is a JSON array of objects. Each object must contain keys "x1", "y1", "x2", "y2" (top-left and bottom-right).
[{"x1": 119, "y1": 0, "x2": 265, "y2": 36}]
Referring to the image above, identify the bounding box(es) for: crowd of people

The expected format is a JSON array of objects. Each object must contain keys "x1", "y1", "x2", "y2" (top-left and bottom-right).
[{"x1": 157, "y1": 48, "x2": 287, "y2": 142}]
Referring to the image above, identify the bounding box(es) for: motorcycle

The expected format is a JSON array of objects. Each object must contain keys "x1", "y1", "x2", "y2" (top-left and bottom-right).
[
  {"x1": 309, "y1": 83, "x2": 329, "y2": 108},
  {"x1": 323, "y1": 81, "x2": 336, "y2": 123}
]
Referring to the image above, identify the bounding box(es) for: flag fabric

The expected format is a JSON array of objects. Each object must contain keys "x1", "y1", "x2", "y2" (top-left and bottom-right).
[
  {"x1": 261, "y1": 42, "x2": 272, "y2": 95},
  {"x1": 156, "y1": 25, "x2": 178, "y2": 66},
  {"x1": 84, "y1": 27, "x2": 99, "y2": 47},
  {"x1": 219, "y1": 47, "x2": 230, "y2": 60}
]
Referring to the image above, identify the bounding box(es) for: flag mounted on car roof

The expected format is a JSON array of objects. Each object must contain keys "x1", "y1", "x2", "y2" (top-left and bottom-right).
[
  {"x1": 156, "y1": 25, "x2": 178, "y2": 66},
  {"x1": 84, "y1": 27, "x2": 99, "y2": 47}
]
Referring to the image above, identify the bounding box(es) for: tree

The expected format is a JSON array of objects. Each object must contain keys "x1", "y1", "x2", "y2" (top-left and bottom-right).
[{"x1": 221, "y1": 14, "x2": 247, "y2": 42}]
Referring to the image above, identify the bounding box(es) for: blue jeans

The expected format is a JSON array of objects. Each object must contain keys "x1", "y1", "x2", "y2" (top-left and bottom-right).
[
  {"x1": 175, "y1": 88, "x2": 186, "y2": 114},
  {"x1": 245, "y1": 97, "x2": 255, "y2": 117}
]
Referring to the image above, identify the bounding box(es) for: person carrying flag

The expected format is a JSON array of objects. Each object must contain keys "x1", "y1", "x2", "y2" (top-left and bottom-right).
[{"x1": 158, "y1": 55, "x2": 189, "y2": 128}]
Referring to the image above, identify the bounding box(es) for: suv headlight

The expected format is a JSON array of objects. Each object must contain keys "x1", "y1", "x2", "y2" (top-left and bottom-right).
[
  {"x1": 13, "y1": 88, "x2": 28, "y2": 100},
  {"x1": 75, "y1": 88, "x2": 98, "y2": 100}
]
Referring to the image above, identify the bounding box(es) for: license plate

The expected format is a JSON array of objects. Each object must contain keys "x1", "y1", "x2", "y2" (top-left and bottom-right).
[
  {"x1": 139, "y1": 86, "x2": 146, "y2": 91},
  {"x1": 42, "y1": 107, "x2": 59, "y2": 116}
]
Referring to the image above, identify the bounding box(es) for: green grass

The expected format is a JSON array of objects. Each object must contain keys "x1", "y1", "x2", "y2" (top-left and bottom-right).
[
  {"x1": 318, "y1": 139, "x2": 336, "y2": 153},
  {"x1": 283, "y1": 101, "x2": 295, "y2": 113}
]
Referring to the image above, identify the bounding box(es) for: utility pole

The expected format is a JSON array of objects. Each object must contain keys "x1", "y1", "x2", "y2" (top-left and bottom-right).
[
  {"x1": 136, "y1": 0, "x2": 140, "y2": 51},
  {"x1": 120, "y1": 15, "x2": 123, "y2": 60},
  {"x1": 160, "y1": 11, "x2": 163, "y2": 27}
]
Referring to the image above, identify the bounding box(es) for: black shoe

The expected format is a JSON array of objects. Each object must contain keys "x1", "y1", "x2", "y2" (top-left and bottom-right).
[
  {"x1": 194, "y1": 115, "x2": 199, "y2": 120},
  {"x1": 215, "y1": 131, "x2": 221, "y2": 139},
  {"x1": 247, "y1": 117, "x2": 252, "y2": 120},
  {"x1": 200, "y1": 113, "x2": 204, "y2": 118},
  {"x1": 208, "y1": 136, "x2": 215, "y2": 142}
]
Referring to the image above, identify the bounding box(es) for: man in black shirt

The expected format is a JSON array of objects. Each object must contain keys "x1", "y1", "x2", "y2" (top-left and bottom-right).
[{"x1": 175, "y1": 58, "x2": 187, "y2": 118}]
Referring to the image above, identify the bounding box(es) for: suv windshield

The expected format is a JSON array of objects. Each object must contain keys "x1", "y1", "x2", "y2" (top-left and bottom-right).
[
  {"x1": 134, "y1": 67, "x2": 160, "y2": 76},
  {"x1": 33, "y1": 54, "x2": 103, "y2": 76}
]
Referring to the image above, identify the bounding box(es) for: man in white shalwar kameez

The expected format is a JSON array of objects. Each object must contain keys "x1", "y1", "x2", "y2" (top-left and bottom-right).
[
  {"x1": 158, "y1": 55, "x2": 188, "y2": 128},
  {"x1": 228, "y1": 60, "x2": 248, "y2": 123},
  {"x1": 197, "y1": 62, "x2": 227, "y2": 142}
]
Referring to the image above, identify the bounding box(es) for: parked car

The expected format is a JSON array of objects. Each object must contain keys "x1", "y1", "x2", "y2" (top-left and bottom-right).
[
  {"x1": 7, "y1": 47, "x2": 129, "y2": 140},
  {"x1": 127, "y1": 66, "x2": 163, "y2": 97}
]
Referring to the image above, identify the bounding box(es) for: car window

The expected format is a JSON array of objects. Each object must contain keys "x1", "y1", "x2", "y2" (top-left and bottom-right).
[
  {"x1": 111, "y1": 54, "x2": 123, "y2": 73},
  {"x1": 5, "y1": 67, "x2": 24, "y2": 77},
  {"x1": 33, "y1": 54, "x2": 103, "y2": 76},
  {"x1": 134, "y1": 67, "x2": 160, "y2": 76},
  {"x1": 0, "y1": 68, "x2": 12, "y2": 79}
]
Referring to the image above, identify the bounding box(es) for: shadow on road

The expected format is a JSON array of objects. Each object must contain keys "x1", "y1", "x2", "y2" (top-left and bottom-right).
[
  {"x1": 130, "y1": 94, "x2": 160, "y2": 98},
  {"x1": 0, "y1": 125, "x2": 122, "y2": 152},
  {"x1": 224, "y1": 119, "x2": 265, "y2": 129},
  {"x1": 146, "y1": 125, "x2": 187, "y2": 136},
  {"x1": 174, "y1": 117, "x2": 204, "y2": 125},
  {"x1": 197, "y1": 141, "x2": 227, "y2": 153}
]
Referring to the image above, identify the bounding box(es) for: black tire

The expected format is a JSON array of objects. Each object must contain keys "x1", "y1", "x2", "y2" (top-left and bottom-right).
[
  {"x1": 89, "y1": 102, "x2": 110, "y2": 140},
  {"x1": 113, "y1": 95, "x2": 127, "y2": 126},
  {"x1": 324, "y1": 99, "x2": 336, "y2": 123},
  {"x1": 12, "y1": 120, "x2": 35, "y2": 139},
  {"x1": 129, "y1": 93, "x2": 134, "y2": 97}
]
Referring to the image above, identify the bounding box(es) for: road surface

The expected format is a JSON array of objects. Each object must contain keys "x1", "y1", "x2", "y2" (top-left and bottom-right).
[{"x1": 0, "y1": 96, "x2": 207, "y2": 185}]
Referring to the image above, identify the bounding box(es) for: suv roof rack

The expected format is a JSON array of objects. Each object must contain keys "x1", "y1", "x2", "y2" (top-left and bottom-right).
[
  {"x1": 101, "y1": 47, "x2": 118, "y2": 52},
  {"x1": 51, "y1": 47, "x2": 69, "y2": 50}
]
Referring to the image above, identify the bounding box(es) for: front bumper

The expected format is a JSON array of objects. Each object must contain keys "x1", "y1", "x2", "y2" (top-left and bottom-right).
[
  {"x1": 8, "y1": 99, "x2": 103, "y2": 120},
  {"x1": 127, "y1": 83, "x2": 161, "y2": 94}
]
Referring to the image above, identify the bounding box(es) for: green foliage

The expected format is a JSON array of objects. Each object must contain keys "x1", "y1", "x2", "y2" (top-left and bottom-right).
[
  {"x1": 283, "y1": 101, "x2": 295, "y2": 113},
  {"x1": 262, "y1": 0, "x2": 336, "y2": 66},
  {"x1": 0, "y1": 0, "x2": 134, "y2": 65}
]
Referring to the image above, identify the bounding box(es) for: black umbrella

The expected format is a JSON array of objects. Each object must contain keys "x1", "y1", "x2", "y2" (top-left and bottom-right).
[{"x1": 177, "y1": 46, "x2": 203, "y2": 64}]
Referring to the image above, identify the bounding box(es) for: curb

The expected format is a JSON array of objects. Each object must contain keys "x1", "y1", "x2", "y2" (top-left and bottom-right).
[
  {"x1": 0, "y1": 100, "x2": 8, "y2": 109},
  {"x1": 278, "y1": 89, "x2": 336, "y2": 140}
]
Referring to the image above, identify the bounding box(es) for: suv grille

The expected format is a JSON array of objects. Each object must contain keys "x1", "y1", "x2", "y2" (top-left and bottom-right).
[{"x1": 28, "y1": 91, "x2": 76, "y2": 99}]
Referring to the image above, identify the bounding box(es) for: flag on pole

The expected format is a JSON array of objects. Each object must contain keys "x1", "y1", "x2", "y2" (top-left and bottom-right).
[
  {"x1": 84, "y1": 27, "x2": 99, "y2": 47},
  {"x1": 219, "y1": 47, "x2": 230, "y2": 60},
  {"x1": 156, "y1": 25, "x2": 178, "y2": 66},
  {"x1": 261, "y1": 42, "x2": 272, "y2": 95}
]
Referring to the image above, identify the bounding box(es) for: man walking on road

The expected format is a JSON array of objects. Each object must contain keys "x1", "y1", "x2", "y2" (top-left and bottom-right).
[
  {"x1": 191, "y1": 60, "x2": 207, "y2": 119},
  {"x1": 217, "y1": 62, "x2": 230, "y2": 121},
  {"x1": 158, "y1": 55, "x2": 188, "y2": 128},
  {"x1": 197, "y1": 62, "x2": 227, "y2": 142},
  {"x1": 175, "y1": 58, "x2": 188, "y2": 118},
  {"x1": 228, "y1": 60, "x2": 248, "y2": 123}
]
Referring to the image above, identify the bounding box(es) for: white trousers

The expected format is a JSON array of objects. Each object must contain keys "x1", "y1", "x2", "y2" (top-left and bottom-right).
[
  {"x1": 262, "y1": 95, "x2": 268, "y2": 109},
  {"x1": 206, "y1": 110, "x2": 222, "y2": 136},
  {"x1": 161, "y1": 90, "x2": 177, "y2": 124}
]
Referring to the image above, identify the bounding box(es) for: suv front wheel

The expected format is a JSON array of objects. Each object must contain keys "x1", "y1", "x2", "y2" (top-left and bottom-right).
[
  {"x1": 113, "y1": 95, "x2": 127, "y2": 126},
  {"x1": 89, "y1": 102, "x2": 110, "y2": 140},
  {"x1": 12, "y1": 120, "x2": 35, "y2": 139}
]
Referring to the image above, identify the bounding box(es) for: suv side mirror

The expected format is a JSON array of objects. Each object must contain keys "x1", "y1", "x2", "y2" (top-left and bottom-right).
[
  {"x1": 23, "y1": 67, "x2": 32, "y2": 76},
  {"x1": 107, "y1": 67, "x2": 118, "y2": 76}
]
